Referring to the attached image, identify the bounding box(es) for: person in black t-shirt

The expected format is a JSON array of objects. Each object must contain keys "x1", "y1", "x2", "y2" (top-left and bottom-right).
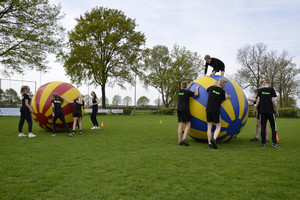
[
  {"x1": 51, "y1": 93, "x2": 72, "y2": 137},
  {"x1": 204, "y1": 55, "x2": 225, "y2": 76},
  {"x1": 18, "y1": 85, "x2": 36, "y2": 138},
  {"x1": 206, "y1": 78, "x2": 230, "y2": 149},
  {"x1": 254, "y1": 78, "x2": 279, "y2": 148},
  {"x1": 87, "y1": 91, "x2": 100, "y2": 129},
  {"x1": 177, "y1": 81, "x2": 200, "y2": 146},
  {"x1": 248, "y1": 89, "x2": 269, "y2": 142},
  {"x1": 63, "y1": 94, "x2": 85, "y2": 135}
]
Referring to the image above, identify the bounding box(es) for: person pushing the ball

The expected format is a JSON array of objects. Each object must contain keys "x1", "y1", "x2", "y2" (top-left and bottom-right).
[
  {"x1": 177, "y1": 81, "x2": 200, "y2": 146},
  {"x1": 206, "y1": 78, "x2": 230, "y2": 149}
]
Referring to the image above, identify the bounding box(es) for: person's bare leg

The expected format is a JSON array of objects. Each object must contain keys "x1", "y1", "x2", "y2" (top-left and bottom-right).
[
  {"x1": 207, "y1": 122, "x2": 212, "y2": 144},
  {"x1": 182, "y1": 122, "x2": 191, "y2": 140},
  {"x1": 72, "y1": 118, "x2": 77, "y2": 131},
  {"x1": 256, "y1": 119, "x2": 261, "y2": 138},
  {"x1": 78, "y1": 117, "x2": 82, "y2": 131},
  {"x1": 178, "y1": 122, "x2": 183, "y2": 143},
  {"x1": 266, "y1": 121, "x2": 270, "y2": 141},
  {"x1": 213, "y1": 123, "x2": 221, "y2": 139}
]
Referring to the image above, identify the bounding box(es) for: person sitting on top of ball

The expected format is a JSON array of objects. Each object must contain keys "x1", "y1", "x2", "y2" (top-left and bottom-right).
[
  {"x1": 204, "y1": 55, "x2": 225, "y2": 76},
  {"x1": 177, "y1": 81, "x2": 200, "y2": 146},
  {"x1": 206, "y1": 78, "x2": 231, "y2": 149}
]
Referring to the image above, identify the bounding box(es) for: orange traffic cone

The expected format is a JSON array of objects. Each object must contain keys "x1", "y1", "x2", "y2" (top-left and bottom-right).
[
  {"x1": 160, "y1": 120, "x2": 162, "y2": 124},
  {"x1": 101, "y1": 122, "x2": 104, "y2": 127},
  {"x1": 276, "y1": 134, "x2": 279, "y2": 141}
]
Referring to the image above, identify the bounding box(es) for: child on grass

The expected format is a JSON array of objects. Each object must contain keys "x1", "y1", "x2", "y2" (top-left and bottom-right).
[
  {"x1": 51, "y1": 93, "x2": 72, "y2": 137},
  {"x1": 206, "y1": 78, "x2": 230, "y2": 149},
  {"x1": 63, "y1": 94, "x2": 85, "y2": 135},
  {"x1": 177, "y1": 81, "x2": 200, "y2": 146},
  {"x1": 254, "y1": 78, "x2": 279, "y2": 148},
  {"x1": 248, "y1": 89, "x2": 269, "y2": 142}
]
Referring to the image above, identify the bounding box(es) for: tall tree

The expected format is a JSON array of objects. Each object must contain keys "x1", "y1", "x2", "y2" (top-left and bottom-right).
[
  {"x1": 235, "y1": 43, "x2": 268, "y2": 90},
  {"x1": 123, "y1": 96, "x2": 132, "y2": 107},
  {"x1": 59, "y1": 7, "x2": 146, "y2": 108},
  {"x1": 142, "y1": 44, "x2": 202, "y2": 108},
  {"x1": 99, "y1": 96, "x2": 109, "y2": 107},
  {"x1": 112, "y1": 95, "x2": 122, "y2": 106},
  {"x1": 137, "y1": 96, "x2": 149, "y2": 107},
  {"x1": 3, "y1": 88, "x2": 20, "y2": 105},
  {"x1": 0, "y1": 0, "x2": 65, "y2": 75}
]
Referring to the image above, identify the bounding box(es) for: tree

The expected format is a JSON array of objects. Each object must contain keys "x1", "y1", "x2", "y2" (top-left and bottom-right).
[
  {"x1": 3, "y1": 88, "x2": 20, "y2": 105},
  {"x1": 99, "y1": 96, "x2": 109, "y2": 107},
  {"x1": 59, "y1": 7, "x2": 146, "y2": 108},
  {"x1": 112, "y1": 95, "x2": 122, "y2": 106},
  {"x1": 0, "y1": 0, "x2": 65, "y2": 75},
  {"x1": 154, "y1": 98, "x2": 161, "y2": 108},
  {"x1": 0, "y1": 88, "x2": 4, "y2": 105},
  {"x1": 142, "y1": 44, "x2": 202, "y2": 108},
  {"x1": 235, "y1": 43, "x2": 268, "y2": 90},
  {"x1": 123, "y1": 96, "x2": 132, "y2": 106},
  {"x1": 137, "y1": 96, "x2": 150, "y2": 107}
]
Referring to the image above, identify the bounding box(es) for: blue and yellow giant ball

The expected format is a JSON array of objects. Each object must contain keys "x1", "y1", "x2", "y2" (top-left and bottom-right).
[{"x1": 187, "y1": 75, "x2": 248, "y2": 143}]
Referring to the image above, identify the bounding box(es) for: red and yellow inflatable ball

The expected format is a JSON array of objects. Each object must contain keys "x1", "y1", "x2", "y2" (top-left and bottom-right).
[{"x1": 31, "y1": 81, "x2": 83, "y2": 131}]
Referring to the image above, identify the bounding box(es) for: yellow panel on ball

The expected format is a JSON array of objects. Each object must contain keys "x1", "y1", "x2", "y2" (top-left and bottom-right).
[
  {"x1": 185, "y1": 75, "x2": 249, "y2": 143},
  {"x1": 31, "y1": 81, "x2": 84, "y2": 132}
]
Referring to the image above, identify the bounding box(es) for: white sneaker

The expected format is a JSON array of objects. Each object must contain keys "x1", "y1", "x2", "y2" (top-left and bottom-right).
[
  {"x1": 91, "y1": 127, "x2": 96, "y2": 129},
  {"x1": 96, "y1": 127, "x2": 100, "y2": 129},
  {"x1": 18, "y1": 133, "x2": 27, "y2": 137},
  {"x1": 28, "y1": 133, "x2": 36, "y2": 138}
]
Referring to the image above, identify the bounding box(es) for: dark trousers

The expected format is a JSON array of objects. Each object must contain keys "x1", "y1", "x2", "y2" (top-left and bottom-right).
[
  {"x1": 90, "y1": 109, "x2": 98, "y2": 126},
  {"x1": 18, "y1": 110, "x2": 32, "y2": 132},
  {"x1": 52, "y1": 112, "x2": 70, "y2": 133},
  {"x1": 260, "y1": 113, "x2": 277, "y2": 144}
]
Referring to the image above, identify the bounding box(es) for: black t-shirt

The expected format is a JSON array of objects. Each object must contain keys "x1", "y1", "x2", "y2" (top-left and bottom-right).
[
  {"x1": 92, "y1": 98, "x2": 98, "y2": 111},
  {"x1": 21, "y1": 93, "x2": 30, "y2": 111},
  {"x1": 206, "y1": 86, "x2": 226, "y2": 114},
  {"x1": 51, "y1": 99, "x2": 63, "y2": 114},
  {"x1": 257, "y1": 87, "x2": 277, "y2": 114},
  {"x1": 205, "y1": 58, "x2": 225, "y2": 74},
  {"x1": 73, "y1": 99, "x2": 85, "y2": 112},
  {"x1": 177, "y1": 89, "x2": 195, "y2": 112}
]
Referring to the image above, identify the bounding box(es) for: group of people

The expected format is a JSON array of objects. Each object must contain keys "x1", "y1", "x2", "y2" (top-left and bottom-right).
[
  {"x1": 177, "y1": 55, "x2": 279, "y2": 149},
  {"x1": 18, "y1": 86, "x2": 101, "y2": 137}
]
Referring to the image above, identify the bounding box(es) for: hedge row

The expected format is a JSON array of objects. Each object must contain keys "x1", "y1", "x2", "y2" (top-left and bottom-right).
[{"x1": 248, "y1": 107, "x2": 299, "y2": 118}]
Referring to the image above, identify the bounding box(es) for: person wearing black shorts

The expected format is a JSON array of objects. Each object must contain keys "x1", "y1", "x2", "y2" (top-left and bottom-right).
[
  {"x1": 51, "y1": 93, "x2": 72, "y2": 137},
  {"x1": 88, "y1": 91, "x2": 100, "y2": 129},
  {"x1": 177, "y1": 81, "x2": 200, "y2": 146},
  {"x1": 248, "y1": 89, "x2": 269, "y2": 142},
  {"x1": 63, "y1": 94, "x2": 85, "y2": 135},
  {"x1": 204, "y1": 55, "x2": 225, "y2": 76},
  {"x1": 254, "y1": 78, "x2": 279, "y2": 148},
  {"x1": 206, "y1": 79, "x2": 230, "y2": 149},
  {"x1": 18, "y1": 85, "x2": 36, "y2": 138}
]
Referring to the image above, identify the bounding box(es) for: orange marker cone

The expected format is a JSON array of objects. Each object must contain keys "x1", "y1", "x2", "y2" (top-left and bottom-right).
[
  {"x1": 160, "y1": 120, "x2": 162, "y2": 124},
  {"x1": 276, "y1": 134, "x2": 279, "y2": 141},
  {"x1": 101, "y1": 122, "x2": 104, "y2": 127}
]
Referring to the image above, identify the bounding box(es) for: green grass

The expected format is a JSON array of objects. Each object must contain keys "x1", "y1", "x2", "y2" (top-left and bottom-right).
[{"x1": 0, "y1": 115, "x2": 299, "y2": 200}]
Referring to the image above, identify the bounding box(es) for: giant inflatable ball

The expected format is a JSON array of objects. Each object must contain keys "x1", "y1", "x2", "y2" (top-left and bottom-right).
[
  {"x1": 31, "y1": 81, "x2": 83, "y2": 131},
  {"x1": 186, "y1": 75, "x2": 248, "y2": 143}
]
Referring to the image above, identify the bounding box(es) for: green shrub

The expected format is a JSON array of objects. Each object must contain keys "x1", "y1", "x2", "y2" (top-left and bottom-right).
[
  {"x1": 278, "y1": 107, "x2": 299, "y2": 118},
  {"x1": 123, "y1": 108, "x2": 132, "y2": 115},
  {"x1": 158, "y1": 108, "x2": 176, "y2": 115}
]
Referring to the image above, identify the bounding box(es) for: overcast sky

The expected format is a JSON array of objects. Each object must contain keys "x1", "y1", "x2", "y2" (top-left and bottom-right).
[{"x1": 3, "y1": 0, "x2": 300, "y2": 105}]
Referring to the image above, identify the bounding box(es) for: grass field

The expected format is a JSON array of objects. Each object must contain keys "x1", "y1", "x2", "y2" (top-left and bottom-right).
[{"x1": 0, "y1": 115, "x2": 299, "y2": 200}]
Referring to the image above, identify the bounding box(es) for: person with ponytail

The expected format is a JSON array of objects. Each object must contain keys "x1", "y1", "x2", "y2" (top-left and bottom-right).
[
  {"x1": 63, "y1": 94, "x2": 85, "y2": 135},
  {"x1": 18, "y1": 85, "x2": 36, "y2": 137},
  {"x1": 88, "y1": 91, "x2": 100, "y2": 129},
  {"x1": 51, "y1": 93, "x2": 72, "y2": 137}
]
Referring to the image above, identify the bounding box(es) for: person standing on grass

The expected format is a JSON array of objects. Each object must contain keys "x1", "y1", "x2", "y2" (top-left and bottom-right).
[
  {"x1": 206, "y1": 78, "x2": 231, "y2": 149},
  {"x1": 177, "y1": 81, "x2": 200, "y2": 146},
  {"x1": 254, "y1": 78, "x2": 279, "y2": 148},
  {"x1": 87, "y1": 91, "x2": 100, "y2": 129},
  {"x1": 204, "y1": 55, "x2": 225, "y2": 76},
  {"x1": 51, "y1": 93, "x2": 72, "y2": 137},
  {"x1": 18, "y1": 85, "x2": 36, "y2": 138},
  {"x1": 248, "y1": 89, "x2": 269, "y2": 142},
  {"x1": 63, "y1": 94, "x2": 85, "y2": 135}
]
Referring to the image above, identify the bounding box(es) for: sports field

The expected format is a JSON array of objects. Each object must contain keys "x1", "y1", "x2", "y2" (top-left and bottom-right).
[{"x1": 0, "y1": 115, "x2": 299, "y2": 200}]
